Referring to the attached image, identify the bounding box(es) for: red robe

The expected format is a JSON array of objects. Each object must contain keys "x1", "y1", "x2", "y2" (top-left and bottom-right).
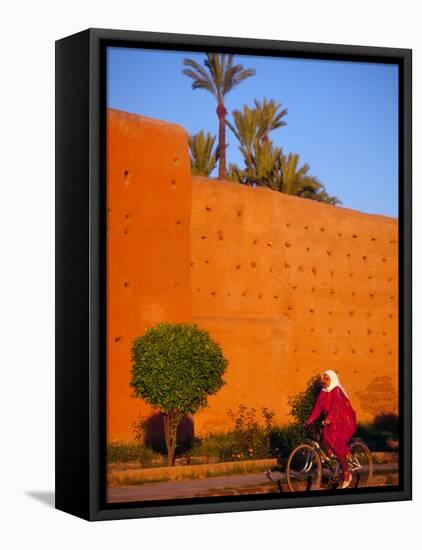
[{"x1": 307, "y1": 386, "x2": 357, "y2": 458}]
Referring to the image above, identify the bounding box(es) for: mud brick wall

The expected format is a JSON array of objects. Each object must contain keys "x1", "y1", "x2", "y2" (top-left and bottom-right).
[
  {"x1": 107, "y1": 109, "x2": 193, "y2": 441},
  {"x1": 107, "y1": 109, "x2": 398, "y2": 442},
  {"x1": 190, "y1": 178, "x2": 398, "y2": 433}
]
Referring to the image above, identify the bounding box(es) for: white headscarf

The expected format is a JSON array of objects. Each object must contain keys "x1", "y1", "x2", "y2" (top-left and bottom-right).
[{"x1": 322, "y1": 370, "x2": 349, "y2": 398}]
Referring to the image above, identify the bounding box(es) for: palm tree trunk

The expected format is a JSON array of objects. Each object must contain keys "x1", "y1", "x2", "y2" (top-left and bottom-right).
[{"x1": 216, "y1": 102, "x2": 227, "y2": 180}]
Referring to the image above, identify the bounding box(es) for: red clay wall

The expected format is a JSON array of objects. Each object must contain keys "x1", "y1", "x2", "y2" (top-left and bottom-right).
[
  {"x1": 107, "y1": 109, "x2": 398, "y2": 442},
  {"x1": 190, "y1": 178, "x2": 398, "y2": 433},
  {"x1": 107, "y1": 109, "x2": 193, "y2": 441}
]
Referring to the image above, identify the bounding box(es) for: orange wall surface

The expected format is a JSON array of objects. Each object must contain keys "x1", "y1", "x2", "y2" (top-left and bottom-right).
[
  {"x1": 107, "y1": 109, "x2": 398, "y2": 443},
  {"x1": 107, "y1": 110, "x2": 193, "y2": 441}
]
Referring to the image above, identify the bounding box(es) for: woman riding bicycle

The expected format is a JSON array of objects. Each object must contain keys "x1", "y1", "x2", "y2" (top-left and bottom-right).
[{"x1": 304, "y1": 370, "x2": 357, "y2": 489}]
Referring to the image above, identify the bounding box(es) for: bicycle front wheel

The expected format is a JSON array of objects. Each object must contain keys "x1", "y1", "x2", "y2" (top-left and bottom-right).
[
  {"x1": 286, "y1": 444, "x2": 322, "y2": 492},
  {"x1": 349, "y1": 440, "x2": 373, "y2": 488}
]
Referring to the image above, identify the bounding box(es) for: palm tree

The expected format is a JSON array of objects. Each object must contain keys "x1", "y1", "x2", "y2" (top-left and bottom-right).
[
  {"x1": 227, "y1": 98, "x2": 287, "y2": 181},
  {"x1": 279, "y1": 153, "x2": 340, "y2": 204},
  {"x1": 182, "y1": 54, "x2": 256, "y2": 179},
  {"x1": 253, "y1": 98, "x2": 288, "y2": 142},
  {"x1": 188, "y1": 131, "x2": 219, "y2": 176}
]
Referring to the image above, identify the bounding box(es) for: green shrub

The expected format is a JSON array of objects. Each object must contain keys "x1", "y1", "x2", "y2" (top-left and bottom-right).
[
  {"x1": 269, "y1": 423, "x2": 305, "y2": 458},
  {"x1": 192, "y1": 405, "x2": 275, "y2": 462},
  {"x1": 107, "y1": 443, "x2": 162, "y2": 466},
  {"x1": 287, "y1": 375, "x2": 323, "y2": 424}
]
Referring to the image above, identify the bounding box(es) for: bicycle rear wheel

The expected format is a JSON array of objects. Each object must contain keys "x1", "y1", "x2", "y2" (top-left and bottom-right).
[
  {"x1": 349, "y1": 440, "x2": 373, "y2": 488},
  {"x1": 286, "y1": 444, "x2": 322, "y2": 492}
]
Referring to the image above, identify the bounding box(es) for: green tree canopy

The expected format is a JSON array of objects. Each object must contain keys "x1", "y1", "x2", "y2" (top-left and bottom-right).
[{"x1": 131, "y1": 322, "x2": 228, "y2": 465}]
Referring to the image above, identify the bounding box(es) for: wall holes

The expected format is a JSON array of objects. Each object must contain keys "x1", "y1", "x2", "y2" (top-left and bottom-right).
[
  {"x1": 174, "y1": 281, "x2": 180, "y2": 288},
  {"x1": 346, "y1": 253, "x2": 351, "y2": 258},
  {"x1": 347, "y1": 330, "x2": 351, "y2": 335},
  {"x1": 211, "y1": 291, "x2": 216, "y2": 297},
  {"x1": 284, "y1": 241, "x2": 291, "y2": 248},
  {"x1": 306, "y1": 247, "x2": 310, "y2": 252},
  {"x1": 369, "y1": 348, "x2": 375, "y2": 354},
  {"x1": 227, "y1": 293, "x2": 231, "y2": 297},
  {"x1": 285, "y1": 262, "x2": 291, "y2": 269},
  {"x1": 205, "y1": 206, "x2": 212, "y2": 212},
  {"x1": 242, "y1": 290, "x2": 247, "y2": 297},
  {"x1": 352, "y1": 234, "x2": 358, "y2": 239},
  {"x1": 337, "y1": 233, "x2": 342, "y2": 237},
  {"x1": 196, "y1": 287, "x2": 201, "y2": 292},
  {"x1": 124, "y1": 213, "x2": 130, "y2": 220},
  {"x1": 328, "y1": 328, "x2": 333, "y2": 334},
  {"x1": 171, "y1": 179, "x2": 177, "y2": 189},
  {"x1": 311, "y1": 350, "x2": 316, "y2": 354},
  {"x1": 253, "y1": 239, "x2": 258, "y2": 245},
  {"x1": 236, "y1": 264, "x2": 241, "y2": 270},
  {"x1": 371, "y1": 237, "x2": 376, "y2": 242},
  {"x1": 368, "y1": 275, "x2": 374, "y2": 280},
  {"x1": 389, "y1": 314, "x2": 394, "y2": 320},
  {"x1": 237, "y1": 210, "x2": 242, "y2": 217},
  {"x1": 382, "y1": 331, "x2": 386, "y2": 336},
  {"x1": 351, "y1": 292, "x2": 355, "y2": 297},
  {"x1": 326, "y1": 251, "x2": 332, "y2": 256},
  {"x1": 287, "y1": 306, "x2": 293, "y2": 311},
  {"x1": 176, "y1": 220, "x2": 182, "y2": 225},
  {"x1": 217, "y1": 230, "x2": 224, "y2": 241},
  {"x1": 267, "y1": 241, "x2": 273, "y2": 247},
  {"x1": 123, "y1": 170, "x2": 130, "y2": 186},
  {"x1": 310, "y1": 328, "x2": 315, "y2": 333},
  {"x1": 388, "y1": 351, "x2": 393, "y2": 355},
  {"x1": 309, "y1": 309, "x2": 315, "y2": 314},
  {"x1": 292, "y1": 285, "x2": 297, "y2": 290},
  {"x1": 298, "y1": 265, "x2": 304, "y2": 272},
  {"x1": 369, "y1": 293, "x2": 374, "y2": 299},
  {"x1": 362, "y1": 256, "x2": 367, "y2": 261},
  {"x1": 286, "y1": 223, "x2": 291, "y2": 228},
  {"x1": 200, "y1": 235, "x2": 207, "y2": 240},
  {"x1": 387, "y1": 277, "x2": 392, "y2": 282},
  {"x1": 174, "y1": 157, "x2": 179, "y2": 164},
  {"x1": 320, "y1": 227, "x2": 325, "y2": 232},
  {"x1": 205, "y1": 259, "x2": 210, "y2": 264},
  {"x1": 304, "y1": 225, "x2": 309, "y2": 230},
  {"x1": 348, "y1": 311, "x2": 355, "y2": 316},
  {"x1": 382, "y1": 258, "x2": 387, "y2": 263},
  {"x1": 190, "y1": 262, "x2": 194, "y2": 267},
  {"x1": 311, "y1": 267, "x2": 317, "y2": 276},
  {"x1": 273, "y1": 295, "x2": 279, "y2": 299},
  {"x1": 114, "y1": 337, "x2": 121, "y2": 343},
  {"x1": 250, "y1": 261, "x2": 257, "y2": 268},
  {"x1": 351, "y1": 349, "x2": 356, "y2": 354},
  {"x1": 311, "y1": 287, "x2": 315, "y2": 292},
  {"x1": 123, "y1": 228, "x2": 129, "y2": 235},
  {"x1": 330, "y1": 270, "x2": 334, "y2": 277},
  {"x1": 328, "y1": 311, "x2": 333, "y2": 316},
  {"x1": 123, "y1": 281, "x2": 130, "y2": 288},
  {"x1": 258, "y1": 294, "x2": 263, "y2": 300},
  {"x1": 330, "y1": 289, "x2": 335, "y2": 295},
  {"x1": 349, "y1": 273, "x2": 353, "y2": 278}
]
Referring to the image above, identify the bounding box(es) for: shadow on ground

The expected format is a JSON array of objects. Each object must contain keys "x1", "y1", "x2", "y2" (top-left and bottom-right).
[{"x1": 26, "y1": 491, "x2": 55, "y2": 508}]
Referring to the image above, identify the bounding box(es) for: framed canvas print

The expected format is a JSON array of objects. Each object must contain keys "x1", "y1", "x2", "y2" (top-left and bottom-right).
[{"x1": 55, "y1": 28, "x2": 412, "y2": 521}]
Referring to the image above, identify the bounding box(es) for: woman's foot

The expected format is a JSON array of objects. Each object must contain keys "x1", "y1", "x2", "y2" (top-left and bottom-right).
[{"x1": 341, "y1": 472, "x2": 352, "y2": 489}]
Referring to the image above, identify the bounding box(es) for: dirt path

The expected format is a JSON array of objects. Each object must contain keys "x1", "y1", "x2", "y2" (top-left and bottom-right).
[{"x1": 107, "y1": 463, "x2": 398, "y2": 503}]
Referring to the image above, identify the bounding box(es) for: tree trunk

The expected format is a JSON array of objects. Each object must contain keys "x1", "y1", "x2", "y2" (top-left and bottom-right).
[
  {"x1": 163, "y1": 412, "x2": 180, "y2": 466},
  {"x1": 216, "y1": 102, "x2": 227, "y2": 180}
]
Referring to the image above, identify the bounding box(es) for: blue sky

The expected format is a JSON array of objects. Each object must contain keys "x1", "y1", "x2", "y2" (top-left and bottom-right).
[{"x1": 107, "y1": 47, "x2": 398, "y2": 218}]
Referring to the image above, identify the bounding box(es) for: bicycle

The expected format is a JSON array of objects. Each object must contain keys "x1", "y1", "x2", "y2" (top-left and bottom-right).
[{"x1": 284, "y1": 421, "x2": 373, "y2": 492}]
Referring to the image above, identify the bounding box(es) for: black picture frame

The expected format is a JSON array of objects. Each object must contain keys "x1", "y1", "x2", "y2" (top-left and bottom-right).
[{"x1": 55, "y1": 27, "x2": 412, "y2": 521}]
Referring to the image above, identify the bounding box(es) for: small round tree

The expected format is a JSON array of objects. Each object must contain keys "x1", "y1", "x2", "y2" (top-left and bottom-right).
[{"x1": 130, "y1": 322, "x2": 228, "y2": 466}]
